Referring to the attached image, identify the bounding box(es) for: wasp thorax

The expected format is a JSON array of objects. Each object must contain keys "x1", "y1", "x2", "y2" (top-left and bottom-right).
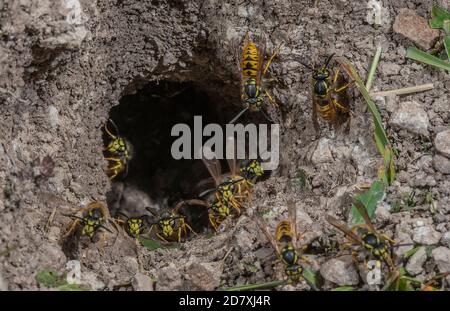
[
  {"x1": 363, "y1": 233, "x2": 381, "y2": 248},
  {"x1": 281, "y1": 246, "x2": 298, "y2": 265}
]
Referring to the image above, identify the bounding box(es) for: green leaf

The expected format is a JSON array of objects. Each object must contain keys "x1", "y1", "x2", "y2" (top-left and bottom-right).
[
  {"x1": 336, "y1": 57, "x2": 395, "y2": 185},
  {"x1": 406, "y1": 46, "x2": 450, "y2": 72},
  {"x1": 332, "y1": 286, "x2": 355, "y2": 291},
  {"x1": 444, "y1": 36, "x2": 450, "y2": 60},
  {"x1": 35, "y1": 268, "x2": 67, "y2": 287},
  {"x1": 429, "y1": 5, "x2": 450, "y2": 29},
  {"x1": 403, "y1": 246, "x2": 420, "y2": 259},
  {"x1": 302, "y1": 267, "x2": 320, "y2": 291},
  {"x1": 351, "y1": 181, "x2": 385, "y2": 225},
  {"x1": 138, "y1": 237, "x2": 180, "y2": 250},
  {"x1": 57, "y1": 284, "x2": 90, "y2": 291},
  {"x1": 444, "y1": 21, "x2": 450, "y2": 35}
]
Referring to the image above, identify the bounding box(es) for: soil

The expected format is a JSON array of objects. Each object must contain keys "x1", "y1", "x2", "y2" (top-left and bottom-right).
[{"x1": 0, "y1": 0, "x2": 449, "y2": 291}]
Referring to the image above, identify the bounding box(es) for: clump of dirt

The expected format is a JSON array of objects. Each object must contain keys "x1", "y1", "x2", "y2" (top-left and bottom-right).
[{"x1": 0, "y1": 0, "x2": 449, "y2": 291}]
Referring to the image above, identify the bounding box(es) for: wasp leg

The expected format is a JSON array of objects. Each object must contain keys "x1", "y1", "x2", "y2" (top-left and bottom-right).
[
  {"x1": 208, "y1": 214, "x2": 220, "y2": 232},
  {"x1": 105, "y1": 157, "x2": 123, "y2": 180},
  {"x1": 262, "y1": 43, "x2": 283, "y2": 76},
  {"x1": 264, "y1": 90, "x2": 278, "y2": 107},
  {"x1": 63, "y1": 219, "x2": 80, "y2": 238},
  {"x1": 184, "y1": 221, "x2": 197, "y2": 236},
  {"x1": 156, "y1": 232, "x2": 170, "y2": 243},
  {"x1": 381, "y1": 234, "x2": 396, "y2": 245}
]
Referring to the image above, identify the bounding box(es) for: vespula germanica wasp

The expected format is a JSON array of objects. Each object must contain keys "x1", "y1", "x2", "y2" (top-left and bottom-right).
[
  {"x1": 61, "y1": 201, "x2": 116, "y2": 257},
  {"x1": 301, "y1": 54, "x2": 355, "y2": 134},
  {"x1": 325, "y1": 199, "x2": 398, "y2": 273},
  {"x1": 230, "y1": 32, "x2": 282, "y2": 124},
  {"x1": 114, "y1": 211, "x2": 148, "y2": 238},
  {"x1": 146, "y1": 205, "x2": 197, "y2": 243},
  {"x1": 256, "y1": 200, "x2": 316, "y2": 288},
  {"x1": 103, "y1": 119, "x2": 130, "y2": 180},
  {"x1": 62, "y1": 201, "x2": 113, "y2": 239}
]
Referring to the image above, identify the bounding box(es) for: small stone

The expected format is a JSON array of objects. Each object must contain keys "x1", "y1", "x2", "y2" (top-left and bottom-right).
[
  {"x1": 393, "y1": 9, "x2": 440, "y2": 50},
  {"x1": 433, "y1": 154, "x2": 450, "y2": 174},
  {"x1": 379, "y1": 63, "x2": 401, "y2": 76},
  {"x1": 405, "y1": 247, "x2": 427, "y2": 276},
  {"x1": 184, "y1": 262, "x2": 222, "y2": 291},
  {"x1": 375, "y1": 202, "x2": 391, "y2": 222},
  {"x1": 390, "y1": 101, "x2": 429, "y2": 136},
  {"x1": 82, "y1": 271, "x2": 105, "y2": 290},
  {"x1": 320, "y1": 256, "x2": 359, "y2": 286},
  {"x1": 435, "y1": 129, "x2": 450, "y2": 158},
  {"x1": 132, "y1": 273, "x2": 154, "y2": 291},
  {"x1": 155, "y1": 263, "x2": 183, "y2": 291},
  {"x1": 431, "y1": 247, "x2": 450, "y2": 285},
  {"x1": 412, "y1": 226, "x2": 442, "y2": 245},
  {"x1": 311, "y1": 138, "x2": 333, "y2": 164},
  {"x1": 440, "y1": 232, "x2": 450, "y2": 248}
]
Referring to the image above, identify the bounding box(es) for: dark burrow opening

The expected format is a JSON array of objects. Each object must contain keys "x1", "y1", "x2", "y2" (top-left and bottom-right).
[{"x1": 104, "y1": 80, "x2": 264, "y2": 233}]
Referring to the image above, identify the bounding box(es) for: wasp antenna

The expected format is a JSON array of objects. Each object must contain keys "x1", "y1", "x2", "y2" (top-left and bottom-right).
[
  {"x1": 324, "y1": 53, "x2": 335, "y2": 68},
  {"x1": 115, "y1": 211, "x2": 129, "y2": 219},
  {"x1": 61, "y1": 213, "x2": 85, "y2": 222},
  {"x1": 107, "y1": 118, "x2": 120, "y2": 136},
  {"x1": 229, "y1": 107, "x2": 249, "y2": 124},
  {"x1": 299, "y1": 60, "x2": 314, "y2": 71}
]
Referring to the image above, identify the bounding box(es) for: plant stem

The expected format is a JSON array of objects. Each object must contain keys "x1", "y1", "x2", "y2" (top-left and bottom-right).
[
  {"x1": 219, "y1": 279, "x2": 287, "y2": 291},
  {"x1": 370, "y1": 83, "x2": 434, "y2": 97},
  {"x1": 366, "y1": 46, "x2": 382, "y2": 92}
]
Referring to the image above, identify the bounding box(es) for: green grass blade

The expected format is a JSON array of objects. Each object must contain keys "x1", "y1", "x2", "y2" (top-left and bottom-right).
[
  {"x1": 219, "y1": 279, "x2": 287, "y2": 291},
  {"x1": 138, "y1": 237, "x2": 180, "y2": 250},
  {"x1": 406, "y1": 46, "x2": 450, "y2": 72},
  {"x1": 429, "y1": 5, "x2": 450, "y2": 29},
  {"x1": 336, "y1": 57, "x2": 395, "y2": 184},
  {"x1": 444, "y1": 36, "x2": 450, "y2": 60},
  {"x1": 366, "y1": 46, "x2": 382, "y2": 92},
  {"x1": 351, "y1": 181, "x2": 385, "y2": 225},
  {"x1": 302, "y1": 267, "x2": 321, "y2": 291},
  {"x1": 332, "y1": 286, "x2": 355, "y2": 291}
]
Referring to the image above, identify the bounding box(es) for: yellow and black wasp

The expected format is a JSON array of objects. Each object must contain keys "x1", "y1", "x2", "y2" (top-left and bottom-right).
[
  {"x1": 326, "y1": 199, "x2": 398, "y2": 272},
  {"x1": 114, "y1": 211, "x2": 147, "y2": 238},
  {"x1": 256, "y1": 200, "x2": 316, "y2": 289},
  {"x1": 301, "y1": 54, "x2": 354, "y2": 133},
  {"x1": 146, "y1": 205, "x2": 196, "y2": 243},
  {"x1": 103, "y1": 118, "x2": 130, "y2": 180},
  {"x1": 230, "y1": 32, "x2": 282, "y2": 124},
  {"x1": 61, "y1": 201, "x2": 115, "y2": 257}
]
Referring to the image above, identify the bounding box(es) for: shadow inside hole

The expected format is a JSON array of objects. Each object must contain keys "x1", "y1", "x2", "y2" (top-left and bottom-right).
[{"x1": 104, "y1": 81, "x2": 273, "y2": 232}]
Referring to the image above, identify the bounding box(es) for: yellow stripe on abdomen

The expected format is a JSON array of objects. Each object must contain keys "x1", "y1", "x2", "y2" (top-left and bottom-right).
[{"x1": 242, "y1": 42, "x2": 259, "y2": 79}]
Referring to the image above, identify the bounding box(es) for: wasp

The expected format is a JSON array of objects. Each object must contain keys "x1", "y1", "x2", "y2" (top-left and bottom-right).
[
  {"x1": 146, "y1": 205, "x2": 197, "y2": 243},
  {"x1": 230, "y1": 32, "x2": 282, "y2": 124},
  {"x1": 301, "y1": 54, "x2": 354, "y2": 133},
  {"x1": 103, "y1": 119, "x2": 130, "y2": 180},
  {"x1": 114, "y1": 211, "x2": 147, "y2": 238},
  {"x1": 62, "y1": 201, "x2": 113, "y2": 239},
  {"x1": 256, "y1": 201, "x2": 315, "y2": 288},
  {"x1": 326, "y1": 199, "x2": 398, "y2": 272}
]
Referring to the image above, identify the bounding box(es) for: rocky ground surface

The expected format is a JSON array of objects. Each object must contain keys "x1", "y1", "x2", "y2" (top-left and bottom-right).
[{"x1": 0, "y1": 0, "x2": 449, "y2": 291}]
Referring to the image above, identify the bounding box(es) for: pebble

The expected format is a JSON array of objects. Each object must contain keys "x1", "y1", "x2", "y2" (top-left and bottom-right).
[
  {"x1": 441, "y1": 232, "x2": 450, "y2": 248},
  {"x1": 320, "y1": 256, "x2": 359, "y2": 286},
  {"x1": 184, "y1": 262, "x2": 223, "y2": 291},
  {"x1": 433, "y1": 154, "x2": 450, "y2": 174},
  {"x1": 412, "y1": 226, "x2": 442, "y2": 245},
  {"x1": 132, "y1": 273, "x2": 154, "y2": 291},
  {"x1": 431, "y1": 247, "x2": 450, "y2": 285},
  {"x1": 435, "y1": 129, "x2": 450, "y2": 158},
  {"x1": 393, "y1": 9, "x2": 440, "y2": 50},
  {"x1": 155, "y1": 263, "x2": 183, "y2": 291},
  {"x1": 311, "y1": 138, "x2": 333, "y2": 164},
  {"x1": 405, "y1": 247, "x2": 427, "y2": 276},
  {"x1": 389, "y1": 101, "x2": 429, "y2": 136}
]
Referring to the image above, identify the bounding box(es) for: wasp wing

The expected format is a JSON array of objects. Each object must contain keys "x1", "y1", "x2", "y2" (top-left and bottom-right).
[
  {"x1": 225, "y1": 135, "x2": 238, "y2": 176},
  {"x1": 287, "y1": 200, "x2": 298, "y2": 250},
  {"x1": 255, "y1": 215, "x2": 281, "y2": 258},
  {"x1": 352, "y1": 198, "x2": 376, "y2": 234},
  {"x1": 201, "y1": 146, "x2": 222, "y2": 187},
  {"x1": 326, "y1": 215, "x2": 364, "y2": 246}
]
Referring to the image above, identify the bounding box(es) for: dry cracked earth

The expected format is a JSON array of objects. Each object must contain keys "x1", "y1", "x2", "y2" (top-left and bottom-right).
[{"x1": 0, "y1": 0, "x2": 449, "y2": 291}]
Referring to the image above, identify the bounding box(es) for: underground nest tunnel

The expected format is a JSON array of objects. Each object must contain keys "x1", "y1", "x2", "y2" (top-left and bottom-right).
[{"x1": 102, "y1": 80, "x2": 269, "y2": 233}]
